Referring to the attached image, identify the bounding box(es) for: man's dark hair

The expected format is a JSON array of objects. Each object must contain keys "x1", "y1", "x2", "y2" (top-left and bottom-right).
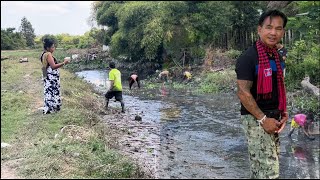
[
  {"x1": 109, "y1": 62, "x2": 115, "y2": 68},
  {"x1": 43, "y1": 38, "x2": 54, "y2": 50},
  {"x1": 258, "y1": 9, "x2": 288, "y2": 28}
]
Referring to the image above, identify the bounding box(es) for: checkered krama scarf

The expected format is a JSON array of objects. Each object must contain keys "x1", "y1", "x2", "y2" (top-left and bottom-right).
[{"x1": 256, "y1": 40, "x2": 287, "y2": 112}]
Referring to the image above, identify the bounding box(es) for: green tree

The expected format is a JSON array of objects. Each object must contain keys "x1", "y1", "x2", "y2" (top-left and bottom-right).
[
  {"x1": 286, "y1": 1, "x2": 320, "y2": 44},
  {"x1": 285, "y1": 1, "x2": 320, "y2": 88},
  {"x1": 19, "y1": 17, "x2": 36, "y2": 48},
  {"x1": 229, "y1": 1, "x2": 262, "y2": 50},
  {"x1": 78, "y1": 31, "x2": 95, "y2": 49},
  {"x1": 94, "y1": 1, "x2": 235, "y2": 62},
  {"x1": 1, "y1": 28, "x2": 26, "y2": 50},
  {"x1": 40, "y1": 34, "x2": 59, "y2": 48},
  {"x1": 88, "y1": 27, "x2": 107, "y2": 46}
]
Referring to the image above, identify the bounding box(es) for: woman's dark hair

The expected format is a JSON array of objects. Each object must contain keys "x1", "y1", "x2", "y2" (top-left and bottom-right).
[
  {"x1": 258, "y1": 9, "x2": 288, "y2": 28},
  {"x1": 43, "y1": 38, "x2": 54, "y2": 50}
]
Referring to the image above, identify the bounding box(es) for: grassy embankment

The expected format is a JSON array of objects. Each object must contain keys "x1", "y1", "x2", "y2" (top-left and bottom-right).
[{"x1": 1, "y1": 49, "x2": 146, "y2": 178}]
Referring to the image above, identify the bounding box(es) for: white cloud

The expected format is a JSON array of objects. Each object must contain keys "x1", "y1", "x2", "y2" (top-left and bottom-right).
[
  {"x1": 1, "y1": 1, "x2": 94, "y2": 35},
  {"x1": 2, "y1": 1, "x2": 71, "y2": 16}
]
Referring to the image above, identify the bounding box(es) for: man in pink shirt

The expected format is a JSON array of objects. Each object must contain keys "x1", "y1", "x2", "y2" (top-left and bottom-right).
[{"x1": 128, "y1": 72, "x2": 140, "y2": 90}]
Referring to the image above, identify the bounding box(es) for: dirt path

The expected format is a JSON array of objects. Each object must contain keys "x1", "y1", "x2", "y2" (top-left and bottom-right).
[
  {"x1": 102, "y1": 110, "x2": 161, "y2": 178},
  {"x1": 1, "y1": 161, "x2": 20, "y2": 179},
  {"x1": 1, "y1": 61, "x2": 43, "y2": 179}
]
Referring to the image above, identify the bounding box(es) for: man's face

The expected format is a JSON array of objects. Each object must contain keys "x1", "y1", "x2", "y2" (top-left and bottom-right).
[{"x1": 258, "y1": 16, "x2": 285, "y2": 48}]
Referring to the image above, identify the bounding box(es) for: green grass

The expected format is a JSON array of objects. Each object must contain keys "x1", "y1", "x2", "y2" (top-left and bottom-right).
[
  {"x1": 1, "y1": 49, "x2": 146, "y2": 179},
  {"x1": 172, "y1": 82, "x2": 189, "y2": 90},
  {"x1": 1, "y1": 49, "x2": 42, "y2": 58},
  {"x1": 193, "y1": 69, "x2": 237, "y2": 94},
  {"x1": 143, "y1": 68, "x2": 237, "y2": 94},
  {"x1": 1, "y1": 93, "x2": 30, "y2": 141}
]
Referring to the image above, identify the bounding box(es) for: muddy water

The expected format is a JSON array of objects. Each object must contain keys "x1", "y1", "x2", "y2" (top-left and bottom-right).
[{"x1": 75, "y1": 70, "x2": 319, "y2": 179}]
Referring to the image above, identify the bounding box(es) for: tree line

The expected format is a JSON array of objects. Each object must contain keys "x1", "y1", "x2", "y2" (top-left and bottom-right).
[
  {"x1": 91, "y1": 1, "x2": 318, "y2": 66},
  {"x1": 2, "y1": 1, "x2": 318, "y2": 69},
  {"x1": 1, "y1": 16, "x2": 107, "y2": 50},
  {"x1": 92, "y1": 1, "x2": 319, "y2": 85},
  {"x1": 1, "y1": 17, "x2": 35, "y2": 50}
]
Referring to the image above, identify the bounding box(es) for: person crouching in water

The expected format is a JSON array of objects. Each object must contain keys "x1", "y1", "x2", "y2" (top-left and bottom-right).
[
  {"x1": 158, "y1": 70, "x2": 170, "y2": 82},
  {"x1": 183, "y1": 70, "x2": 192, "y2": 83},
  {"x1": 105, "y1": 62, "x2": 125, "y2": 113},
  {"x1": 288, "y1": 112, "x2": 315, "y2": 140},
  {"x1": 128, "y1": 71, "x2": 140, "y2": 90}
]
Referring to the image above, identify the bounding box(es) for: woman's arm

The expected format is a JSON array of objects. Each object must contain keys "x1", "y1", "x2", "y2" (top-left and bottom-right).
[{"x1": 47, "y1": 53, "x2": 67, "y2": 70}]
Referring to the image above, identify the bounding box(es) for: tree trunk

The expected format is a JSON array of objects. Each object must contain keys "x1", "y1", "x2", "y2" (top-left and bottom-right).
[
  {"x1": 245, "y1": 31, "x2": 248, "y2": 48},
  {"x1": 225, "y1": 32, "x2": 228, "y2": 50},
  {"x1": 267, "y1": 1, "x2": 293, "y2": 10},
  {"x1": 161, "y1": 47, "x2": 168, "y2": 63},
  {"x1": 251, "y1": 32, "x2": 254, "y2": 45},
  {"x1": 290, "y1": 30, "x2": 293, "y2": 46},
  {"x1": 301, "y1": 76, "x2": 320, "y2": 97},
  {"x1": 203, "y1": 44, "x2": 214, "y2": 71}
]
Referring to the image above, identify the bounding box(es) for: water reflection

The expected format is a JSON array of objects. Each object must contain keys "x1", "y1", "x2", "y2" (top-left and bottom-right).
[
  {"x1": 75, "y1": 70, "x2": 109, "y2": 88},
  {"x1": 281, "y1": 136, "x2": 320, "y2": 179}
]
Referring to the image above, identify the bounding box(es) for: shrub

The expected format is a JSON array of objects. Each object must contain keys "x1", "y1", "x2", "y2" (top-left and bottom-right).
[
  {"x1": 225, "y1": 49, "x2": 242, "y2": 60},
  {"x1": 285, "y1": 41, "x2": 319, "y2": 91}
]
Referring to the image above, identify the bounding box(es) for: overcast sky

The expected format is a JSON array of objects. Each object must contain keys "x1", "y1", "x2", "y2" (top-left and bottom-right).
[{"x1": 1, "y1": 1, "x2": 96, "y2": 36}]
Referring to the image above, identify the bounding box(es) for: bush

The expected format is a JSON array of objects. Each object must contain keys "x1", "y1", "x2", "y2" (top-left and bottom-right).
[
  {"x1": 225, "y1": 49, "x2": 242, "y2": 60},
  {"x1": 198, "y1": 69, "x2": 236, "y2": 93},
  {"x1": 285, "y1": 41, "x2": 319, "y2": 90}
]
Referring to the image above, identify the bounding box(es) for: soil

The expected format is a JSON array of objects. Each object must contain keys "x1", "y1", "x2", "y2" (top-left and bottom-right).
[
  {"x1": 101, "y1": 109, "x2": 161, "y2": 178},
  {"x1": 1, "y1": 160, "x2": 22, "y2": 179}
]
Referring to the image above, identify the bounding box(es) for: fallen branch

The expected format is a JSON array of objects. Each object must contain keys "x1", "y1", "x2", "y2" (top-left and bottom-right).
[
  {"x1": 301, "y1": 76, "x2": 319, "y2": 97},
  {"x1": 210, "y1": 68, "x2": 224, "y2": 72}
]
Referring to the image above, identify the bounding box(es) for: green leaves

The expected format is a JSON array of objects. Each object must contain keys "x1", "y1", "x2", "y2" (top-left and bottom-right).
[
  {"x1": 286, "y1": 1, "x2": 320, "y2": 44},
  {"x1": 95, "y1": 1, "x2": 224, "y2": 61},
  {"x1": 1, "y1": 28, "x2": 27, "y2": 50},
  {"x1": 20, "y1": 17, "x2": 36, "y2": 48},
  {"x1": 141, "y1": 18, "x2": 164, "y2": 60}
]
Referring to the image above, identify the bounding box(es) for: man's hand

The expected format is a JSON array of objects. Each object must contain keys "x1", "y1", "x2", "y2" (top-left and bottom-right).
[
  {"x1": 261, "y1": 118, "x2": 281, "y2": 134},
  {"x1": 276, "y1": 112, "x2": 289, "y2": 133}
]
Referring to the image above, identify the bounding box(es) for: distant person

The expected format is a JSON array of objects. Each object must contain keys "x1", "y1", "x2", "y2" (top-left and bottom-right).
[
  {"x1": 128, "y1": 71, "x2": 140, "y2": 90},
  {"x1": 288, "y1": 112, "x2": 315, "y2": 140},
  {"x1": 276, "y1": 43, "x2": 287, "y2": 77},
  {"x1": 105, "y1": 62, "x2": 125, "y2": 113},
  {"x1": 183, "y1": 70, "x2": 192, "y2": 82},
  {"x1": 40, "y1": 38, "x2": 70, "y2": 114},
  {"x1": 276, "y1": 43, "x2": 287, "y2": 61},
  {"x1": 158, "y1": 70, "x2": 170, "y2": 82}
]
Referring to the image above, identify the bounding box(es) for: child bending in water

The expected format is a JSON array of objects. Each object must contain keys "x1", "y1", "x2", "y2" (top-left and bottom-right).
[{"x1": 288, "y1": 112, "x2": 315, "y2": 140}]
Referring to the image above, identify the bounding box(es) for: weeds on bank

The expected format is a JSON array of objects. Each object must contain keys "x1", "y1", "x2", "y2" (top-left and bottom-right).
[{"x1": 1, "y1": 50, "x2": 146, "y2": 179}]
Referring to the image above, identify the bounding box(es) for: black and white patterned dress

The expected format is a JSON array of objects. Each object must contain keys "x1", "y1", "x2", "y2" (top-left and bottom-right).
[{"x1": 40, "y1": 52, "x2": 61, "y2": 114}]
